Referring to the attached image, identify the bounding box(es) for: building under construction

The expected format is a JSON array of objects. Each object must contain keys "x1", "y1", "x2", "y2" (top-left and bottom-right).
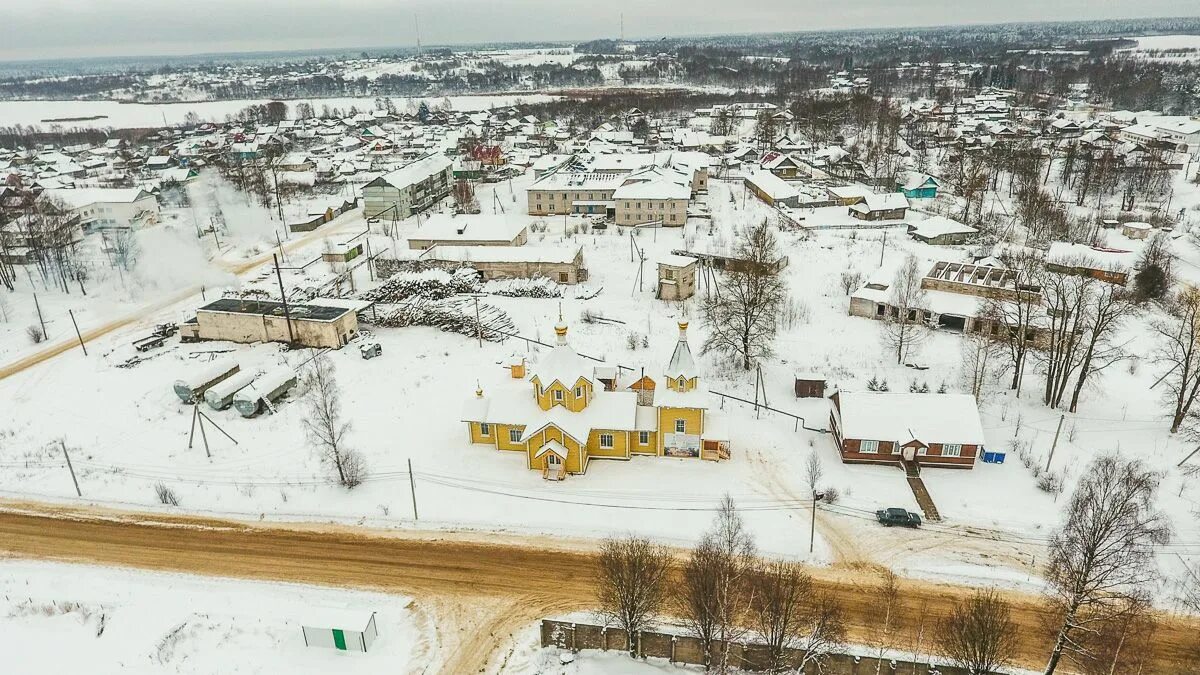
[{"x1": 180, "y1": 297, "x2": 373, "y2": 349}]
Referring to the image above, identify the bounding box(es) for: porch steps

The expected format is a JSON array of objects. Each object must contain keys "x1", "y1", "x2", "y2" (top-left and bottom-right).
[{"x1": 903, "y1": 466, "x2": 941, "y2": 522}]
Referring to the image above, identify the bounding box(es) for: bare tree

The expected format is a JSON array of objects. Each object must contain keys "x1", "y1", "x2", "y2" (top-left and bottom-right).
[
  {"x1": 1069, "y1": 594, "x2": 1156, "y2": 675},
  {"x1": 804, "y1": 450, "x2": 823, "y2": 496},
  {"x1": 679, "y1": 495, "x2": 758, "y2": 673},
  {"x1": 702, "y1": 221, "x2": 786, "y2": 370},
  {"x1": 981, "y1": 249, "x2": 1044, "y2": 393},
  {"x1": 1043, "y1": 456, "x2": 1170, "y2": 674},
  {"x1": 595, "y1": 534, "x2": 672, "y2": 655},
  {"x1": 749, "y1": 560, "x2": 846, "y2": 673},
  {"x1": 302, "y1": 353, "x2": 365, "y2": 488},
  {"x1": 452, "y1": 179, "x2": 479, "y2": 214},
  {"x1": 961, "y1": 331, "x2": 1001, "y2": 399},
  {"x1": 935, "y1": 588, "x2": 1017, "y2": 675},
  {"x1": 873, "y1": 570, "x2": 903, "y2": 674},
  {"x1": 880, "y1": 254, "x2": 927, "y2": 364},
  {"x1": 110, "y1": 229, "x2": 139, "y2": 272},
  {"x1": 839, "y1": 269, "x2": 862, "y2": 296},
  {"x1": 1037, "y1": 268, "x2": 1133, "y2": 411},
  {"x1": 1153, "y1": 287, "x2": 1200, "y2": 433}
]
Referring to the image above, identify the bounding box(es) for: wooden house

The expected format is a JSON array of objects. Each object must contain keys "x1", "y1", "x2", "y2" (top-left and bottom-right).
[
  {"x1": 898, "y1": 174, "x2": 939, "y2": 199},
  {"x1": 461, "y1": 322, "x2": 729, "y2": 479},
  {"x1": 849, "y1": 193, "x2": 909, "y2": 221}
]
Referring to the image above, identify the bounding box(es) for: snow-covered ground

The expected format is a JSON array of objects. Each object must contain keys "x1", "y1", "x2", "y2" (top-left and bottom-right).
[
  {"x1": 3, "y1": 165, "x2": 1200, "y2": 592},
  {"x1": 1117, "y1": 35, "x2": 1200, "y2": 61},
  {"x1": 0, "y1": 94, "x2": 559, "y2": 130},
  {"x1": 0, "y1": 560, "x2": 429, "y2": 674}
]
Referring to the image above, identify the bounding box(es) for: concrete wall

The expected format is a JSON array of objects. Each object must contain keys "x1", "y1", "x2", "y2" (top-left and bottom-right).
[
  {"x1": 540, "y1": 620, "x2": 974, "y2": 674},
  {"x1": 195, "y1": 310, "x2": 358, "y2": 349}
]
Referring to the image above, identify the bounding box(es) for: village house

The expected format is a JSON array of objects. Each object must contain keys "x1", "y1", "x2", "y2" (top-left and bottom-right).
[
  {"x1": 825, "y1": 184, "x2": 872, "y2": 206},
  {"x1": 42, "y1": 187, "x2": 160, "y2": 232},
  {"x1": 830, "y1": 391, "x2": 985, "y2": 469},
  {"x1": 420, "y1": 245, "x2": 587, "y2": 284},
  {"x1": 743, "y1": 170, "x2": 800, "y2": 208},
  {"x1": 461, "y1": 322, "x2": 729, "y2": 479},
  {"x1": 760, "y1": 152, "x2": 806, "y2": 179},
  {"x1": 907, "y1": 215, "x2": 979, "y2": 245},
  {"x1": 362, "y1": 153, "x2": 454, "y2": 221},
  {"x1": 849, "y1": 193, "x2": 909, "y2": 221},
  {"x1": 897, "y1": 174, "x2": 939, "y2": 199},
  {"x1": 1045, "y1": 242, "x2": 1135, "y2": 286},
  {"x1": 407, "y1": 214, "x2": 529, "y2": 250}
]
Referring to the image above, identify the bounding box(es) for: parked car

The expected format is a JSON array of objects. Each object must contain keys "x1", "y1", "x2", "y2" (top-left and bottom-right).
[
  {"x1": 359, "y1": 342, "x2": 382, "y2": 359},
  {"x1": 876, "y1": 508, "x2": 922, "y2": 528}
]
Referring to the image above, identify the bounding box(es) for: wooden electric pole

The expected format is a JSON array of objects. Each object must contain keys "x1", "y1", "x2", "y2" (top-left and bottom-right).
[{"x1": 60, "y1": 440, "x2": 81, "y2": 497}]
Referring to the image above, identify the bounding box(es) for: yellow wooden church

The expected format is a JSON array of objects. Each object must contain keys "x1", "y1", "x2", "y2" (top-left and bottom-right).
[{"x1": 461, "y1": 321, "x2": 729, "y2": 479}]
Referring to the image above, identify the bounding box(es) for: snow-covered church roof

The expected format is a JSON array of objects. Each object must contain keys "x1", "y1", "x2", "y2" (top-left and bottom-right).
[
  {"x1": 665, "y1": 322, "x2": 698, "y2": 380},
  {"x1": 531, "y1": 322, "x2": 592, "y2": 388}
]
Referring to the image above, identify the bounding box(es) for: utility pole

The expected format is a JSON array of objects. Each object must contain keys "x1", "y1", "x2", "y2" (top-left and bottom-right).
[
  {"x1": 68, "y1": 309, "x2": 86, "y2": 356},
  {"x1": 32, "y1": 292, "x2": 46, "y2": 338},
  {"x1": 879, "y1": 230, "x2": 887, "y2": 267},
  {"x1": 364, "y1": 238, "x2": 374, "y2": 281},
  {"x1": 273, "y1": 253, "x2": 295, "y2": 344},
  {"x1": 473, "y1": 295, "x2": 483, "y2": 347},
  {"x1": 1046, "y1": 414, "x2": 1065, "y2": 473},
  {"x1": 809, "y1": 491, "x2": 821, "y2": 554},
  {"x1": 408, "y1": 458, "x2": 419, "y2": 520},
  {"x1": 60, "y1": 440, "x2": 81, "y2": 497}
]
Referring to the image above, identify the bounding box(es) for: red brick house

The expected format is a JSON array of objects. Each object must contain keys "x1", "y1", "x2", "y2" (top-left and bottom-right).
[{"x1": 829, "y1": 392, "x2": 985, "y2": 469}]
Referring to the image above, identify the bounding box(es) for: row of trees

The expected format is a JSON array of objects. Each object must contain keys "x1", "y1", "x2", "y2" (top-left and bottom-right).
[
  {"x1": 596, "y1": 453, "x2": 1175, "y2": 674},
  {"x1": 597, "y1": 497, "x2": 847, "y2": 673}
]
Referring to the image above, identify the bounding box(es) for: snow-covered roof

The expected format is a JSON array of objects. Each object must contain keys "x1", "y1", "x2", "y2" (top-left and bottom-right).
[
  {"x1": 835, "y1": 392, "x2": 985, "y2": 446},
  {"x1": 854, "y1": 192, "x2": 909, "y2": 213},
  {"x1": 1047, "y1": 242, "x2": 1137, "y2": 271},
  {"x1": 423, "y1": 245, "x2": 579, "y2": 264},
  {"x1": 410, "y1": 214, "x2": 528, "y2": 243},
  {"x1": 371, "y1": 153, "x2": 452, "y2": 190},
  {"x1": 44, "y1": 187, "x2": 152, "y2": 208},
  {"x1": 909, "y1": 215, "x2": 977, "y2": 239},
  {"x1": 665, "y1": 323, "x2": 698, "y2": 380},
  {"x1": 743, "y1": 170, "x2": 798, "y2": 200}
]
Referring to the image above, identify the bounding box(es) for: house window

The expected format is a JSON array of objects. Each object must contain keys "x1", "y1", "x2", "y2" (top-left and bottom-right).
[
  {"x1": 554, "y1": 389, "x2": 564, "y2": 401},
  {"x1": 639, "y1": 431, "x2": 650, "y2": 445},
  {"x1": 678, "y1": 377, "x2": 686, "y2": 388},
  {"x1": 860, "y1": 440, "x2": 878, "y2": 454},
  {"x1": 509, "y1": 428, "x2": 522, "y2": 443},
  {"x1": 918, "y1": 445, "x2": 928, "y2": 456},
  {"x1": 575, "y1": 386, "x2": 584, "y2": 399},
  {"x1": 600, "y1": 433, "x2": 614, "y2": 448},
  {"x1": 560, "y1": 272, "x2": 569, "y2": 283},
  {"x1": 675, "y1": 419, "x2": 686, "y2": 433},
  {"x1": 892, "y1": 444, "x2": 901, "y2": 454},
  {"x1": 943, "y1": 443, "x2": 962, "y2": 457},
  {"x1": 480, "y1": 423, "x2": 491, "y2": 436}
]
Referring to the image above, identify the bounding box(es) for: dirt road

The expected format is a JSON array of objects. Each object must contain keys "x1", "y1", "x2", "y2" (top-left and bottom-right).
[{"x1": 0, "y1": 501, "x2": 1194, "y2": 673}]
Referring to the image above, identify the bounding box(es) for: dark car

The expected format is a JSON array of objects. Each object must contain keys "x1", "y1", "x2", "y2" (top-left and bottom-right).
[{"x1": 876, "y1": 507, "x2": 922, "y2": 528}]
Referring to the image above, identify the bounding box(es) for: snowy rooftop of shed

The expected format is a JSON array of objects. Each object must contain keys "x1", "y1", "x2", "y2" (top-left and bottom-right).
[{"x1": 835, "y1": 392, "x2": 984, "y2": 446}]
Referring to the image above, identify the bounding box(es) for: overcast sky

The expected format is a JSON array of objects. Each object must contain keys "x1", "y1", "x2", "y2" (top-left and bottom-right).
[{"x1": 1, "y1": 0, "x2": 1196, "y2": 61}]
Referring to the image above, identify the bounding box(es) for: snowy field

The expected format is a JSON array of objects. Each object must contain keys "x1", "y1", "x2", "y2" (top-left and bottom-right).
[
  {"x1": 0, "y1": 560, "x2": 429, "y2": 674},
  {"x1": 1116, "y1": 35, "x2": 1200, "y2": 61},
  {"x1": 0, "y1": 93, "x2": 559, "y2": 130}
]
